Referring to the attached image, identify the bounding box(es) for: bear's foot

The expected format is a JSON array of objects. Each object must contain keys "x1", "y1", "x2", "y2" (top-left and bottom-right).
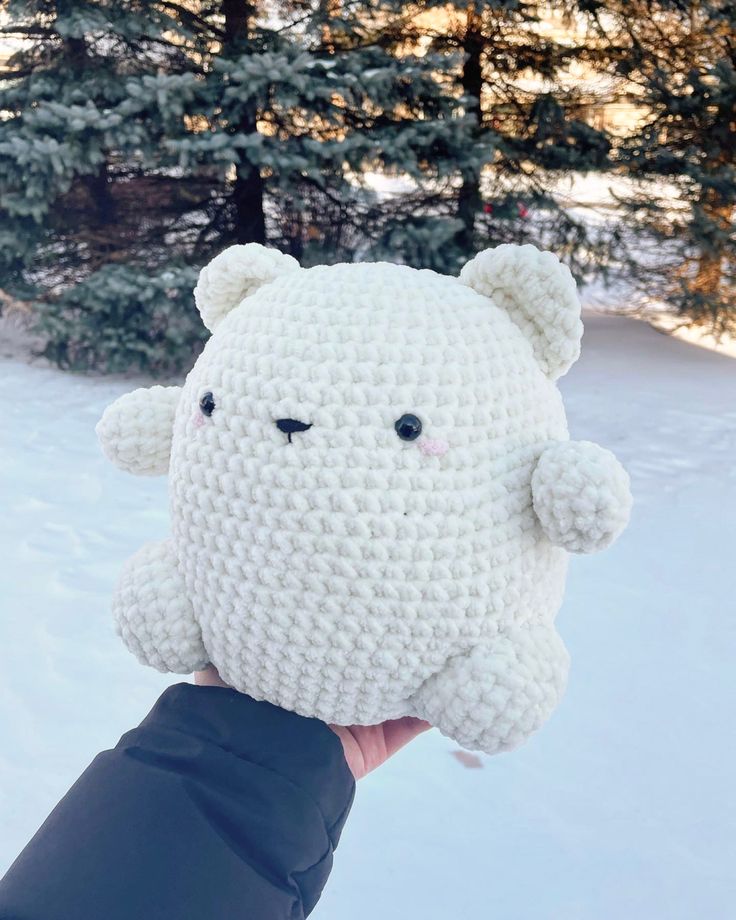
[
  {"x1": 410, "y1": 624, "x2": 569, "y2": 755},
  {"x1": 112, "y1": 539, "x2": 208, "y2": 673}
]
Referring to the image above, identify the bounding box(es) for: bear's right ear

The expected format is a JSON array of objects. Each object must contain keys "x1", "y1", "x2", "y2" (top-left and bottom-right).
[
  {"x1": 460, "y1": 244, "x2": 582, "y2": 380},
  {"x1": 194, "y1": 244, "x2": 300, "y2": 333}
]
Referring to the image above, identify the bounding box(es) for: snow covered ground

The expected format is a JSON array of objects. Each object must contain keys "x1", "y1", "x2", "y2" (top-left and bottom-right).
[{"x1": 1, "y1": 313, "x2": 734, "y2": 918}]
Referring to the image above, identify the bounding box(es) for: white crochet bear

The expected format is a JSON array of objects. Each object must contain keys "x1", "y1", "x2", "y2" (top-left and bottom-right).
[{"x1": 97, "y1": 244, "x2": 631, "y2": 754}]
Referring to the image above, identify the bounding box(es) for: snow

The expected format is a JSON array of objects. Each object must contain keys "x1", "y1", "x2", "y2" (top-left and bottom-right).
[
  {"x1": 648, "y1": 312, "x2": 736, "y2": 360},
  {"x1": 1, "y1": 313, "x2": 735, "y2": 918}
]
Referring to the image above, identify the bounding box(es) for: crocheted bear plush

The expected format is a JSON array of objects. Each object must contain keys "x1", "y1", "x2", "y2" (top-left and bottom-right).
[{"x1": 97, "y1": 244, "x2": 631, "y2": 754}]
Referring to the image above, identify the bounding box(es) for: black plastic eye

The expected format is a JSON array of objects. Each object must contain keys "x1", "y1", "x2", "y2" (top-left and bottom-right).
[
  {"x1": 394, "y1": 413, "x2": 422, "y2": 441},
  {"x1": 199, "y1": 391, "x2": 216, "y2": 417}
]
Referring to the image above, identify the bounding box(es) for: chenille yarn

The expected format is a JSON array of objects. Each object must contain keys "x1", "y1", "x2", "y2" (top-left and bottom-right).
[{"x1": 96, "y1": 244, "x2": 632, "y2": 754}]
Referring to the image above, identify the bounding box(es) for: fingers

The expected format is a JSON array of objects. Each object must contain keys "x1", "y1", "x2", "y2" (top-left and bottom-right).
[
  {"x1": 329, "y1": 717, "x2": 432, "y2": 779},
  {"x1": 193, "y1": 664, "x2": 230, "y2": 688},
  {"x1": 382, "y1": 717, "x2": 432, "y2": 759}
]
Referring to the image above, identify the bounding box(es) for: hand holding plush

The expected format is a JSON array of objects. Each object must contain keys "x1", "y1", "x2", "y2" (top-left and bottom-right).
[{"x1": 97, "y1": 243, "x2": 632, "y2": 754}]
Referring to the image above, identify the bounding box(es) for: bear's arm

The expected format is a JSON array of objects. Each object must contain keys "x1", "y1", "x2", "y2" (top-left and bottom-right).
[
  {"x1": 96, "y1": 385, "x2": 181, "y2": 476},
  {"x1": 531, "y1": 439, "x2": 632, "y2": 554}
]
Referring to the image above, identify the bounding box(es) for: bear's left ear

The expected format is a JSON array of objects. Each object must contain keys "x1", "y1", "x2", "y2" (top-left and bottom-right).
[
  {"x1": 194, "y1": 244, "x2": 300, "y2": 332},
  {"x1": 460, "y1": 244, "x2": 583, "y2": 380}
]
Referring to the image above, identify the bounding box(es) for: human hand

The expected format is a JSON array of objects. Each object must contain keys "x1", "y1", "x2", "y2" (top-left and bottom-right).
[
  {"x1": 327, "y1": 718, "x2": 431, "y2": 780},
  {"x1": 194, "y1": 665, "x2": 430, "y2": 779}
]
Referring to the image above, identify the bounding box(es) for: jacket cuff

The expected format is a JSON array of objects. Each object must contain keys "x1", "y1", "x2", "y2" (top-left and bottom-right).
[{"x1": 136, "y1": 682, "x2": 356, "y2": 841}]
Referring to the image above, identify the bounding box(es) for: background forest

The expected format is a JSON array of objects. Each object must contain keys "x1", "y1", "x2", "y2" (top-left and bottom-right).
[{"x1": 0, "y1": 0, "x2": 734, "y2": 371}]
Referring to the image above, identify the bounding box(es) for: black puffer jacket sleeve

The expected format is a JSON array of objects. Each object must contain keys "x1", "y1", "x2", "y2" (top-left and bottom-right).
[{"x1": 0, "y1": 684, "x2": 355, "y2": 920}]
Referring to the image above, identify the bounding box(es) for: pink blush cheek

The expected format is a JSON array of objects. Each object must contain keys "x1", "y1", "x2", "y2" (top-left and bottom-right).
[
  {"x1": 418, "y1": 437, "x2": 449, "y2": 457},
  {"x1": 191, "y1": 411, "x2": 205, "y2": 429}
]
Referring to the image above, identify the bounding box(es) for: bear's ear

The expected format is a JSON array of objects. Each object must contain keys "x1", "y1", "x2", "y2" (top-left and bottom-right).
[
  {"x1": 194, "y1": 244, "x2": 300, "y2": 333},
  {"x1": 460, "y1": 244, "x2": 583, "y2": 380}
]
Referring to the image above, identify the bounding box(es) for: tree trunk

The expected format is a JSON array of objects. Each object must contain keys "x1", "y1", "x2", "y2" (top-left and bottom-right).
[
  {"x1": 87, "y1": 162, "x2": 117, "y2": 234},
  {"x1": 223, "y1": 0, "x2": 266, "y2": 244},
  {"x1": 62, "y1": 18, "x2": 118, "y2": 259},
  {"x1": 694, "y1": 199, "x2": 733, "y2": 296},
  {"x1": 455, "y1": 7, "x2": 484, "y2": 254}
]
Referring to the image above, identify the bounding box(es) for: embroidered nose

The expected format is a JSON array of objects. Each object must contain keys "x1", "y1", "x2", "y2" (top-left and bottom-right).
[{"x1": 275, "y1": 418, "x2": 312, "y2": 443}]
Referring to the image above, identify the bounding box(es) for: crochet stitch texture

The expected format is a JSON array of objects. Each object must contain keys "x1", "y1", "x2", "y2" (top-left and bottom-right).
[{"x1": 96, "y1": 243, "x2": 632, "y2": 754}]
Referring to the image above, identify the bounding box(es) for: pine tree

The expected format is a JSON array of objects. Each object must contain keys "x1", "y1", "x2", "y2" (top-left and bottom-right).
[
  {"x1": 417, "y1": 1, "x2": 613, "y2": 273},
  {"x1": 176, "y1": 0, "x2": 480, "y2": 267},
  {"x1": 0, "y1": 0, "x2": 212, "y2": 370},
  {"x1": 0, "y1": 0, "x2": 479, "y2": 370},
  {"x1": 588, "y1": 0, "x2": 736, "y2": 335}
]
